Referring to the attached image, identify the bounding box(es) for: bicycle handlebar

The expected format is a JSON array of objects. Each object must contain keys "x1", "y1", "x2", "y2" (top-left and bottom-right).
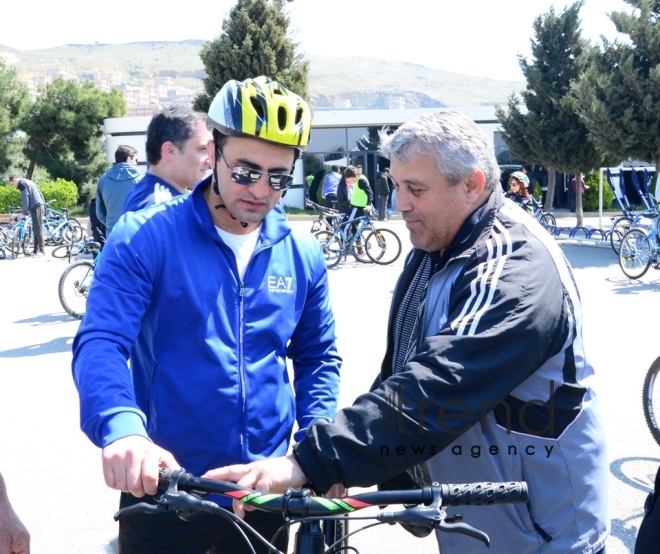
[{"x1": 114, "y1": 469, "x2": 528, "y2": 550}]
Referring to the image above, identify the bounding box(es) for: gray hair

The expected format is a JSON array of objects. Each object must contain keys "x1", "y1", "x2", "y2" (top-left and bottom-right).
[{"x1": 379, "y1": 111, "x2": 501, "y2": 189}]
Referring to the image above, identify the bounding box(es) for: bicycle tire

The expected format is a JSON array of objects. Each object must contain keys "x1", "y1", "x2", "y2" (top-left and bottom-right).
[
  {"x1": 643, "y1": 356, "x2": 660, "y2": 448},
  {"x1": 10, "y1": 230, "x2": 21, "y2": 259},
  {"x1": 23, "y1": 228, "x2": 34, "y2": 256},
  {"x1": 313, "y1": 230, "x2": 343, "y2": 268},
  {"x1": 538, "y1": 213, "x2": 556, "y2": 234},
  {"x1": 365, "y1": 228, "x2": 402, "y2": 265},
  {"x1": 322, "y1": 516, "x2": 350, "y2": 554},
  {"x1": 351, "y1": 230, "x2": 373, "y2": 263},
  {"x1": 51, "y1": 243, "x2": 80, "y2": 259},
  {"x1": 619, "y1": 228, "x2": 652, "y2": 279},
  {"x1": 58, "y1": 260, "x2": 95, "y2": 319},
  {"x1": 609, "y1": 216, "x2": 633, "y2": 255},
  {"x1": 61, "y1": 223, "x2": 86, "y2": 244}
]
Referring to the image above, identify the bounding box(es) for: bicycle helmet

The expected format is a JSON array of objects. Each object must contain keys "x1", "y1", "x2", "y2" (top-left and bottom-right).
[
  {"x1": 509, "y1": 171, "x2": 529, "y2": 187},
  {"x1": 207, "y1": 76, "x2": 311, "y2": 150}
]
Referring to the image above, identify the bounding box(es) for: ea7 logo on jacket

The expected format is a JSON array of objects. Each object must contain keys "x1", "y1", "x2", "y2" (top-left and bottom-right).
[{"x1": 268, "y1": 276, "x2": 294, "y2": 294}]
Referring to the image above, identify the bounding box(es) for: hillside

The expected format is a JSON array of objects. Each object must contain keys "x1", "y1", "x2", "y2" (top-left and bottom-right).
[{"x1": 0, "y1": 41, "x2": 525, "y2": 109}]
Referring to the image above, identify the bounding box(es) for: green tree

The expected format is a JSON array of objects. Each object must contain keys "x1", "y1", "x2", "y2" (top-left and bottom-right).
[
  {"x1": 574, "y1": 0, "x2": 660, "y2": 174},
  {"x1": 0, "y1": 60, "x2": 29, "y2": 175},
  {"x1": 20, "y1": 78, "x2": 126, "y2": 192},
  {"x1": 496, "y1": 2, "x2": 613, "y2": 224},
  {"x1": 193, "y1": 0, "x2": 308, "y2": 112}
]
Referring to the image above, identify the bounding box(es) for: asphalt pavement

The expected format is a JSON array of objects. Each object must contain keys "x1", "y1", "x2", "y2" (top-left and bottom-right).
[{"x1": 0, "y1": 218, "x2": 658, "y2": 553}]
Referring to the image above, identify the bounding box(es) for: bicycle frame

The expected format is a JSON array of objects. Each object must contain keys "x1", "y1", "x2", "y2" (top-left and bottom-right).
[{"x1": 114, "y1": 468, "x2": 528, "y2": 554}]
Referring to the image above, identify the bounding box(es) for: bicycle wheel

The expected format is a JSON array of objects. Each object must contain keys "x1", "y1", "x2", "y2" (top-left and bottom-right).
[
  {"x1": 61, "y1": 223, "x2": 86, "y2": 244},
  {"x1": 313, "y1": 230, "x2": 343, "y2": 268},
  {"x1": 58, "y1": 260, "x2": 95, "y2": 319},
  {"x1": 351, "y1": 230, "x2": 373, "y2": 263},
  {"x1": 21, "y1": 228, "x2": 34, "y2": 256},
  {"x1": 619, "y1": 228, "x2": 653, "y2": 279},
  {"x1": 538, "y1": 213, "x2": 556, "y2": 234},
  {"x1": 10, "y1": 230, "x2": 21, "y2": 259},
  {"x1": 609, "y1": 216, "x2": 633, "y2": 255},
  {"x1": 643, "y1": 356, "x2": 660, "y2": 448},
  {"x1": 51, "y1": 242, "x2": 83, "y2": 259},
  {"x1": 322, "y1": 516, "x2": 350, "y2": 553},
  {"x1": 364, "y1": 228, "x2": 402, "y2": 265}
]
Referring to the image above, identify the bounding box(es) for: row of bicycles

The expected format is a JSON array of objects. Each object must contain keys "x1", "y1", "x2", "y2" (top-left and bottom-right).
[
  {"x1": 306, "y1": 201, "x2": 403, "y2": 268},
  {"x1": 611, "y1": 195, "x2": 660, "y2": 280},
  {"x1": 0, "y1": 201, "x2": 86, "y2": 259}
]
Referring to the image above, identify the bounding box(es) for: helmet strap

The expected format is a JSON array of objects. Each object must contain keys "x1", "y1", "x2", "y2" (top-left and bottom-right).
[{"x1": 211, "y1": 137, "x2": 248, "y2": 228}]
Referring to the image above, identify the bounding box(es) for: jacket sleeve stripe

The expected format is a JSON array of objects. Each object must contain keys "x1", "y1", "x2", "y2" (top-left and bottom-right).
[{"x1": 453, "y1": 222, "x2": 512, "y2": 336}]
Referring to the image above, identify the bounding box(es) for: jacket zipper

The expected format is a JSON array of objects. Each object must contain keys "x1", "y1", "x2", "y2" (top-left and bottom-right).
[{"x1": 238, "y1": 280, "x2": 246, "y2": 460}]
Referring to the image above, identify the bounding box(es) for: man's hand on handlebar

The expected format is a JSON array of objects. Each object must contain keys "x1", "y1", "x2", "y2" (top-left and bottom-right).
[
  {"x1": 203, "y1": 454, "x2": 308, "y2": 519},
  {"x1": 102, "y1": 436, "x2": 180, "y2": 498}
]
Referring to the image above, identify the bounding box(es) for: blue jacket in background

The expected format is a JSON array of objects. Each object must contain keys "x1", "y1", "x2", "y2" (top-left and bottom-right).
[
  {"x1": 121, "y1": 172, "x2": 183, "y2": 215},
  {"x1": 96, "y1": 163, "x2": 141, "y2": 234},
  {"x1": 72, "y1": 178, "x2": 341, "y2": 478}
]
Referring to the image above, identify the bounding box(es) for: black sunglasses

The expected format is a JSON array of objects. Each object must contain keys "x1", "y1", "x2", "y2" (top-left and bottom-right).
[{"x1": 217, "y1": 148, "x2": 293, "y2": 192}]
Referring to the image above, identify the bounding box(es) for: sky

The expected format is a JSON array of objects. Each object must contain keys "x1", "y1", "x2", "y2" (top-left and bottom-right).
[{"x1": 3, "y1": 0, "x2": 632, "y2": 81}]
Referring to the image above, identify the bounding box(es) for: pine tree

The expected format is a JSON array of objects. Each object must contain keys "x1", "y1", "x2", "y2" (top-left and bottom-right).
[
  {"x1": 497, "y1": 1, "x2": 612, "y2": 224},
  {"x1": 0, "y1": 60, "x2": 29, "y2": 175},
  {"x1": 193, "y1": 0, "x2": 308, "y2": 112},
  {"x1": 20, "y1": 79, "x2": 126, "y2": 190},
  {"x1": 574, "y1": 0, "x2": 660, "y2": 173}
]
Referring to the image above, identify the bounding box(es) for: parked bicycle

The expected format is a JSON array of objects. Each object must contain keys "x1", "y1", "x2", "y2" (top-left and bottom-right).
[
  {"x1": 306, "y1": 200, "x2": 342, "y2": 234},
  {"x1": 314, "y1": 211, "x2": 402, "y2": 268},
  {"x1": 618, "y1": 214, "x2": 660, "y2": 279},
  {"x1": 114, "y1": 468, "x2": 528, "y2": 554},
  {"x1": 43, "y1": 200, "x2": 85, "y2": 246},
  {"x1": 8, "y1": 213, "x2": 33, "y2": 259},
  {"x1": 51, "y1": 233, "x2": 96, "y2": 262},
  {"x1": 608, "y1": 197, "x2": 659, "y2": 255},
  {"x1": 529, "y1": 197, "x2": 556, "y2": 234},
  {"x1": 58, "y1": 241, "x2": 102, "y2": 319}
]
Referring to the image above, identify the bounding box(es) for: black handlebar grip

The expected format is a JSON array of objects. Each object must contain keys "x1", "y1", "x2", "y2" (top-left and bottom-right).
[{"x1": 440, "y1": 482, "x2": 528, "y2": 506}]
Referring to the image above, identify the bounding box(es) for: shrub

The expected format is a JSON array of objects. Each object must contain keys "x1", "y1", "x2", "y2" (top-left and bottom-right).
[
  {"x1": 0, "y1": 183, "x2": 21, "y2": 213},
  {"x1": 40, "y1": 178, "x2": 78, "y2": 209},
  {"x1": 583, "y1": 172, "x2": 614, "y2": 211}
]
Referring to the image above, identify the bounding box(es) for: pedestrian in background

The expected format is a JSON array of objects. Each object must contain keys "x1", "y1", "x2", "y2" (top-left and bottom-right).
[
  {"x1": 122, "y1": 106, "x2": 211, "y2": 214},
  {"x1": 96, "y1": 145, "x2": 141, "y2": 235},
  {"x1": 8, "y1": 176, "x2": 45, "y2": 256},
  {"x1": 375, "y1": 167, "x2": 391, "y2": 220}
]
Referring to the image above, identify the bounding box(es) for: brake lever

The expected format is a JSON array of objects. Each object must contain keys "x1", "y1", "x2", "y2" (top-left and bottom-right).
[
  {"x1": 436, "y1": 518, "x2": 490, "y2": 547},
  {"x1": 114, "y1": 501, "x2": 165, "y2": 520}
]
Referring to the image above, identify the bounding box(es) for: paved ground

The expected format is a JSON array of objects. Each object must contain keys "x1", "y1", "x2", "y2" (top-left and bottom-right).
[{"x1": 0, "y1": 217, "x2": 658, "y2": 552}]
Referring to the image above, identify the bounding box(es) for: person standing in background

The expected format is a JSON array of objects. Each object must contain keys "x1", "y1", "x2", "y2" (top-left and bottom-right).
[
  {"x1": 122, "y1": 106, "x2": 211, "y2": 214},
  {"x1": 375, "y1": 167, "x2": 391, "y2": 220},
  {"x1": 8, "y1": 176, "x2": 45, "y2": 256},
  {"x1": 96, "y1": 145, "x2": 141, "y2": 235}
]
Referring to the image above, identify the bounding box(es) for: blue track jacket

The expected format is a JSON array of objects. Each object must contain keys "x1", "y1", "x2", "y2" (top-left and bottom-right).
[{"x1": 73, "y1": 179, "x2": 341, "y2": 477}]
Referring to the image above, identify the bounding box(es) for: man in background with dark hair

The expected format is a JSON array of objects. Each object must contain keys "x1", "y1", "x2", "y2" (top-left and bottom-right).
[
  {"x1": 96, "y1": 144, "x2": 141, "y2": 236},
  {"x1": 8, "y1": 175, "x2": 45, "y2": 256},
  {"x1": 122, "y1": 106, "x2": 211, "y2": 214}
]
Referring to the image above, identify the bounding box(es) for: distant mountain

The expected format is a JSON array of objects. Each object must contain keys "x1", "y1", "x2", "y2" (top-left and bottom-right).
[{"x1": 0, "y1": 41, "x2": 525, "y2": 110}]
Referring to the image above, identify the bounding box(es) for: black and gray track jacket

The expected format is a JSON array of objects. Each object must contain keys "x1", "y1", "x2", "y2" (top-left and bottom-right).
[{"x1": 294, "y1": 189, "x2": 609, "y2": 553}]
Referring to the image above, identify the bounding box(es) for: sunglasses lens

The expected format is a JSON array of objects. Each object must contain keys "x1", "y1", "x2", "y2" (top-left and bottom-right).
[
  {"x1": 231, "y1": 168, "x2": 257, "y2": 185},
  {"x1": 269, "y1": 174, "x2": 293, "y2": 191}
]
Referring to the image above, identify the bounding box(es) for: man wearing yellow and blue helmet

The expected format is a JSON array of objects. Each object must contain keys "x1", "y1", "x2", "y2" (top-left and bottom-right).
[{"x1": 72, "y1": 77, "x2": 340, "y2": 553}]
